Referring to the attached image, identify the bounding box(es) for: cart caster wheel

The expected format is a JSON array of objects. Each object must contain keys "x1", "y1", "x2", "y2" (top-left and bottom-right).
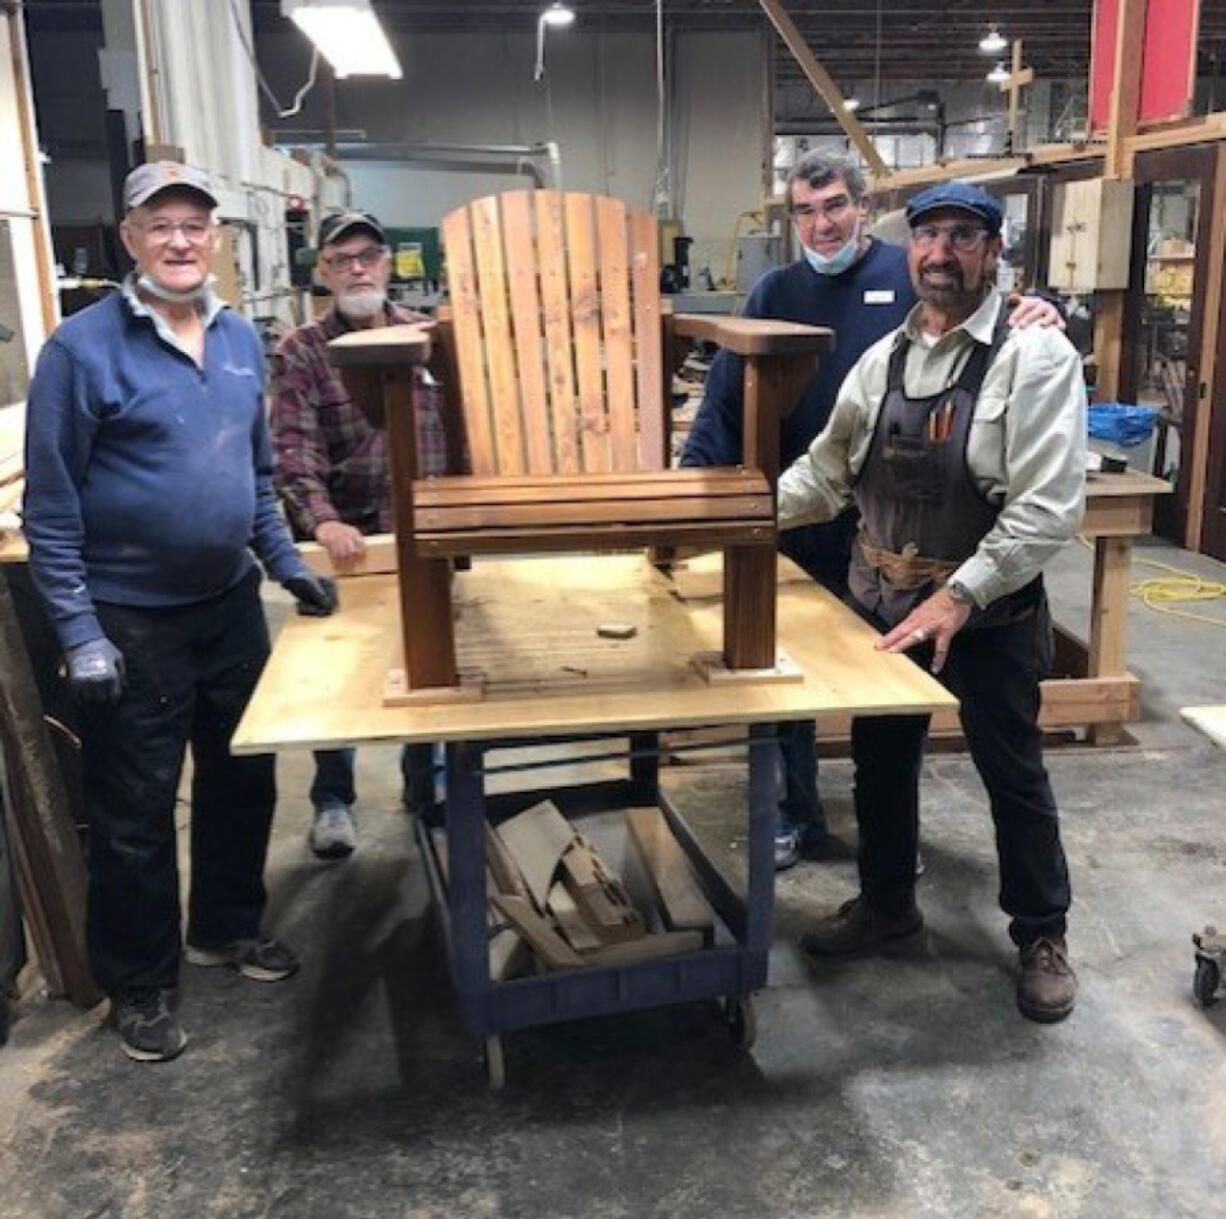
[
  {"x1": 725, "y1": 995, "x2": 757, "y2": 1048},
  {"x1": 1194, "y1": 957, "x2": 1221, "y2": 1007},
  {"x1": 483, "y1": 1035, "x2": 506, "y2": 1090}
]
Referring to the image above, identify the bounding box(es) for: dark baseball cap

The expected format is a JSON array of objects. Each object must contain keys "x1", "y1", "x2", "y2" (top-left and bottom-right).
[
  {"x1": 124, "y1": 161, "x2": 218, "y2": 211},
  {"x1": 318, "y1": 210, "x2": 387, "y2": 248},
  {"x1": 905, "y1": 182, "x2": 1003, "y2": 236}
]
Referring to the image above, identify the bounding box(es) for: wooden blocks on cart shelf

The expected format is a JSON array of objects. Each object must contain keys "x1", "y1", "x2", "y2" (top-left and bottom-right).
[{"x1": 429, "y1": 799, "x2": 716, "y2": 980}]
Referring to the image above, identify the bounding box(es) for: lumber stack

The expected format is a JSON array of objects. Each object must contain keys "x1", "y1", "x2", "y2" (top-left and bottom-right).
[{"x1": 428, "y1": 800, "x2": 717, "y2": 979}]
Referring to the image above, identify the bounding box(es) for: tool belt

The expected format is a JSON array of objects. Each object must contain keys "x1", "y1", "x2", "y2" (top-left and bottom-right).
[{"x1": 857, "y1": 533, "x2": 960, "y2": 591}]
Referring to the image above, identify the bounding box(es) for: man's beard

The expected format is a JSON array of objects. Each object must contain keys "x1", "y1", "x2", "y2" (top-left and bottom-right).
[
  {"x1": 917, "y1": 261, "x2": 989, "y2": 313},
  {"x1": 336, "y1": 287, "x2": 387, "y2": 321}
]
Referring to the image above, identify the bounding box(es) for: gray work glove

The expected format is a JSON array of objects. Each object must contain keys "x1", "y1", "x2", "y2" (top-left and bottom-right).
[
  {"x1": 283, "y1": 572, "x2": 339, "y2": 617},
  {"x1": 65, "y1": 637, "x2": 126, "y2": 703}
]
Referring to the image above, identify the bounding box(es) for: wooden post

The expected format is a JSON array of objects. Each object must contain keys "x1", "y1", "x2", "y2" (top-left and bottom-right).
[
  {"x1": 383, "y1": 370, "x2": 459, "y2": 690},
  {"x1": 721, "y1": 353, "x2": 803, "y2": 669},
  {"x1": 0, "y1": 569, "x2": 99, "y2": 1007},
  {"x1": 1087, "y1": 536, "x2": 1131, "y2": 745},
  {"x1": 757, "y1": 0, "x2": 889, "y2": 180},
  {"x1": 999, "y1": 40, "x2": 1035, "y2": 156},
  {"x1": 7, "y1": 5, "x2": 57, "y2": 337}
]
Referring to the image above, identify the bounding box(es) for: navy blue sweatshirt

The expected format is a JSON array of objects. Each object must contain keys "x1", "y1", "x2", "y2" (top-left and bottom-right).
[
  {"x1": 23, "y1": 290, "x2": 305, "y2": 649},
  {"x1": 682, "y1": 239, "x2": 914, "y2": 586}
]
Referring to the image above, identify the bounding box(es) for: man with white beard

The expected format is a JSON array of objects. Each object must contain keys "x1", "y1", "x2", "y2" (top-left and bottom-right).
[{"x1": 271, "y1": 210, "x2": 455, "y2": 860}]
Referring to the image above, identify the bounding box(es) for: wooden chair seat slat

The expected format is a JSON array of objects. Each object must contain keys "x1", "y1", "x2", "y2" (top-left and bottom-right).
[
  {"x1": 416, "y1": 467, "x2": 769, "y2": 506},
  {"x1": 415, "y1": 493, "x2": 772, "y2": 533},
  {"x1": 417, "y1": 519, "x2": 773, "y2": 557}
]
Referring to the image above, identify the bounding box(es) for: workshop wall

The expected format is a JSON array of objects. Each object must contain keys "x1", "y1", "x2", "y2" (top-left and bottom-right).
[{"x1": 258, "y1": 27, "x2": 768, "y2": 285}]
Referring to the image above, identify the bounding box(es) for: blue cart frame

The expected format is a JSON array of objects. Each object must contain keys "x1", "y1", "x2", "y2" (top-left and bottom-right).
[{"x1": 415, "y1": 725, "x2": 778, "y2": 1088}]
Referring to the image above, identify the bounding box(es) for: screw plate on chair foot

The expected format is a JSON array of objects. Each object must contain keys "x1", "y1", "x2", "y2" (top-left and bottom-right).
[
  {"x1": 690, "y1": 649, "x2": 803, "y2": 685},
  {"x1": 383, "y1": 667, "x2": 486, "y2": 706}
]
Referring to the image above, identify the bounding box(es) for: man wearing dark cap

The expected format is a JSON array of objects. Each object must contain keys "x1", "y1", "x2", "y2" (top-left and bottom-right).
[
  {"x1": 778, "y1": 180, "x2": 1085, "y2": 1023},
  {"x1": 271, "y1": 210, "x2": 454, "y2": 859},
  {"x1": 23, "y1": 160, "x2": 338, "y2": 1061},
  {"x1": 683, "y1": 151, "x2": 1062, "y2": 872}
]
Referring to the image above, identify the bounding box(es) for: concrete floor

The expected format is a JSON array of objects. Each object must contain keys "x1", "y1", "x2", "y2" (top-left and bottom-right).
[{"x1": 2, "y1": 538, "x2": 1226, "y2": 1219}]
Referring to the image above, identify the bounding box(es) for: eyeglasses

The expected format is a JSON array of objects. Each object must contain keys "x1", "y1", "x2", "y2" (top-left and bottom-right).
[
  {"x1": 322, "y1": 246, "x2": 387, "y2": 273},
  {"x1": 132, "y1": 219, "x2": 215, "y2": 245},
  {"x1": 911, "y1": 222, "x2": 989, "y2": 252},
  {"x1": 788, "y1": 195, "x2": 856, "y2": 224}
]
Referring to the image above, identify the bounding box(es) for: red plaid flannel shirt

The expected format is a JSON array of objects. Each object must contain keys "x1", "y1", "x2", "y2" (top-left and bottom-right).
[{"x1": 270, "y1": 303, "x2": 452, "y2": 538}]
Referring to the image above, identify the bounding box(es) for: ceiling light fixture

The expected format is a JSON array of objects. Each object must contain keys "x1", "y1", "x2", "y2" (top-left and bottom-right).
[
  {"x1": 281, "y1": 0, "x2": 402, "y2": 79},
  {"x1": 534, "y1": 3, "x2": 576, "y2": 81},
  {"x1": 986, "y1": 61, "x2": 1010, "y2": 84},
  {"x1": 844, "y1": 97, "x2": 861, "y2": 112},
  {"x1": 979, "y1": 25, "x2": 1007, "y2": 54}
]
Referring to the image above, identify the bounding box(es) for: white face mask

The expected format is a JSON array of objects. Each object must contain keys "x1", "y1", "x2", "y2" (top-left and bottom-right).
[
  {"x1": 137, "y1": 273, "x2": 214, "y2": 305},
  {"x1": 802, "y1": 220, "x2": 863, "y2": 276}
]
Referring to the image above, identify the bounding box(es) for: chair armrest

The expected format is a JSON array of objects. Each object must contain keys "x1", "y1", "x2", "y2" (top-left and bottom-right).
[
  {"x1": 673, "y1": 315, "x2": 834, "y2": 356},
  {"x1": 328, "y1": 323, "x2": 433, "y2": 367}
]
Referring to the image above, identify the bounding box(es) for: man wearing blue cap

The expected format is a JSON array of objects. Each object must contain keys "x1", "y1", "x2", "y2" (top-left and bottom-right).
[
  {"x1": 23, "y1": 160, "x2": 339, "y2": 1061},
  {"x1": 778, "y1": 180, "x2": 1085, "y2": 1023},
  {"x1": 683, "y1": 152, "x2": 1061, "y2": 871}
]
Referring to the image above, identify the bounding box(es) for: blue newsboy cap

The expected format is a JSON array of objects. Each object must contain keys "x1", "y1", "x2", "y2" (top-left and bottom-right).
[{"x1": 905, "y1": 182, "x2": 1003, "y2": 236}]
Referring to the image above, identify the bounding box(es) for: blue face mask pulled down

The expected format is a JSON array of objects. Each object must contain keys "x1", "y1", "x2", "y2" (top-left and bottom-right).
[{"x1": 802, "y1": 222, "x2": 863, "y2": 277}]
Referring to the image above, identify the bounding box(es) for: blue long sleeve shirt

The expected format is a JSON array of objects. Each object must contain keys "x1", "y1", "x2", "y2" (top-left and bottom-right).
[
  {"x1": 23, "y1": 289, "x2": 305, "y2": 649},
  {"x1": 682, "y1": 239, "x2": 914, "y2": 586}
]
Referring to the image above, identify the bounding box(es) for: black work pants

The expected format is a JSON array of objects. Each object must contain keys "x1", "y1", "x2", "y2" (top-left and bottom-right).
[
  {"x1": 852, "y1": 597, "x2": 1070, "y2": 946},
  {"x1": 79, "y1": 569, "x2": 275, "y2": 995}
]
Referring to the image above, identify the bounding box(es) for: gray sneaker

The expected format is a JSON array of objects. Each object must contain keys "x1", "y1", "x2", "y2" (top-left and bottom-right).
[
  {"x1": 185, "y1": 937, "x2": 299, "y2": 982},
  {"x1": 111, "y1": 987, "x2": 187, "y2": 1062},
  {"x1": 310, "y1": 804, "x2": 356, "y2": 860}
]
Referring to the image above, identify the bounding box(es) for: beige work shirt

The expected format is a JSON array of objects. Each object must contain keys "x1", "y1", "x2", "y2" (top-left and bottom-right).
[{"x1": 777, "y1": 290, "x2": 1087, "y2": 610}]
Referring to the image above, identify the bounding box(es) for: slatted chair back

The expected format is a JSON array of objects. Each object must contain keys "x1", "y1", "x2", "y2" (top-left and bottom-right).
[{"x1": 441, "y1": 190, "x2": 666, "y2": 477}]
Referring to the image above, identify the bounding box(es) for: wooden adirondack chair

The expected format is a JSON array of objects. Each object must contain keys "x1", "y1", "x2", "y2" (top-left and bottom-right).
[{"x1": 330, "y1": 190, "x2": 832, "y2": 698}]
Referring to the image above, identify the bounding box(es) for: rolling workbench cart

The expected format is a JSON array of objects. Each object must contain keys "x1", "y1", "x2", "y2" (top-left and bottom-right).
[
  {"x1": 422, "y1": 725, "x2": 777, "y2": 1088},
  {"x1": 234, "y1": 554, "x2": 956, "y2": 1088}
]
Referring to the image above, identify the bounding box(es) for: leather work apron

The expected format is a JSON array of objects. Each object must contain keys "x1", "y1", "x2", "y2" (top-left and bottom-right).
[{"x1": 848, "y1": 318, "x2": 1040, "y2": 629}]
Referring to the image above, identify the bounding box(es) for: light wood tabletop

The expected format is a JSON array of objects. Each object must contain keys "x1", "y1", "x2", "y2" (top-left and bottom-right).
[{"x1": 233, "y1": 553, "x2": 957, "y2": 754}]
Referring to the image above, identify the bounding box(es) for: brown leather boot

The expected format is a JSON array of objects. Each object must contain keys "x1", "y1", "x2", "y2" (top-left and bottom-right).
[
  {"x1": 1017, "y1": 936, "x2": 1077, "y2": 1023},
  {"x1": 800, "y1": 895, "x2": 924, "y2": 958}
]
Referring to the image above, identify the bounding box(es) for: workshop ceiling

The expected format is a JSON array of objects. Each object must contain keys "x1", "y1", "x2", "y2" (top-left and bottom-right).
[
  {"x1": 244, "y1": 0, "x2": 1226, "y2": 83},
  {"x1": 22, "y1": 0, "x2": 1226, "y2": 84}
]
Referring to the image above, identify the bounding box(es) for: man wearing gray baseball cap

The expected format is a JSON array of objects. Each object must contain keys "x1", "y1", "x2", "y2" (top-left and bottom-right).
[{"x1": 23, "y1": 160, "x2": 339, "y2": 1061}]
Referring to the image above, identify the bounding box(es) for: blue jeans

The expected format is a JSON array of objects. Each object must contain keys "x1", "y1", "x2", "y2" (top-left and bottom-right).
[
  {"x1": 310, "y1": 743, "x2": 438, "y2": 811},
  {"x1": 777, "y1": 720, "x2": 824, "y2": 830}
]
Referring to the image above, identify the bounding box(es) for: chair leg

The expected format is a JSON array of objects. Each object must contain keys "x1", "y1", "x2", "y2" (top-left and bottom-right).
[
  {"x1": 723, "y1": 544, "x2": 776, "y2": 669},
  {"x1": 399, "y1": 556, "x2": 459, "y2": 689}
]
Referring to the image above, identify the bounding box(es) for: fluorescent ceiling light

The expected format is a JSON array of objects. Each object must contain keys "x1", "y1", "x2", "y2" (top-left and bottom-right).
[
  {"x1": 844, "y1": 97, "x2": 860, "y2": 112},
  {"x1": 979, "y1": 26, "x2": 1007, "y2": 54},
  {"x1": 542, "y1": 3, "x2": 576, "y2": 27},
  {"x1": 282, "y1": 0, "x2": 402, "y2": 79},
  {"x1": 986, "y1": 61, "x2": 1009, "y2": 84}
]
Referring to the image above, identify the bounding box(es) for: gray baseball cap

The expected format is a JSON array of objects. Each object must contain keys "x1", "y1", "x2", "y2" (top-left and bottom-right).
[
  {"x1": 318, "y1": 210, "x2": 387, "y2": 249},
  {"x1": 123, "y1": 161, "x2": 218, "y2": 211}
]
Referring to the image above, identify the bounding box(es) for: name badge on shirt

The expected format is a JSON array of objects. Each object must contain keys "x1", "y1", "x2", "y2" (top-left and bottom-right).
[{"x1": 864, "y1": 289, "x2": 896, "y2": 305}]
